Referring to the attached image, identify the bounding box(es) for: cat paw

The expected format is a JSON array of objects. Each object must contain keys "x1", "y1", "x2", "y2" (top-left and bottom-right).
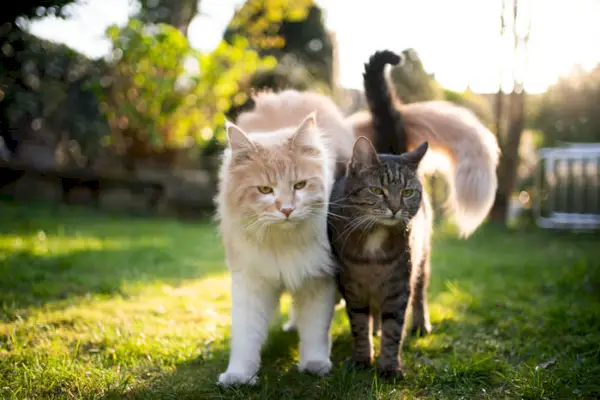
[
  {"x1": 217, "y1": 371, "x2": 258, "y2": 387},
  {"x1": 410, "y1": 322, "x2": 432, "y2": 337},
  {"x1": 350, "y1": 353, "x2": 373, "y2": 369},
  {"x1": 298, "y1": 359, "x2": 332, "y2": 376},
  {"x1": 376, "y1": 364, "x2": 405, "y2": 380}
]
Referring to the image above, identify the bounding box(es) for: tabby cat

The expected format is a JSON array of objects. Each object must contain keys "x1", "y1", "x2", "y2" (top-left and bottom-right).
[{"x1": 329, "y1": 51, "x2": 433, "y2": 379}]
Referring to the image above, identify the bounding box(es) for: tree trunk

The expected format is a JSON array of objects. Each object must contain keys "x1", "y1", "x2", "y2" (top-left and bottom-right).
[
  {"x1": 495, "y1": 89, "x2": 504, "y2": 138},
  {"x1": 139, "y1": 0, "x2": 199, "y2": 36},
  {"x1": 490, "y1": 88, "x2": 526, "y2": 221},
  {"x1": 489, "y1": 0, "x2": 531, "y2": 222},
  {"x1": 168, "y1": 0, "x2": 198, "y2": 36}
]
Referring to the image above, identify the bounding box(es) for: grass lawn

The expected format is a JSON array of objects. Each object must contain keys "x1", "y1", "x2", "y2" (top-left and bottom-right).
[{"x1": 1, "y1": 200, "x2": 599, "y2": 400}]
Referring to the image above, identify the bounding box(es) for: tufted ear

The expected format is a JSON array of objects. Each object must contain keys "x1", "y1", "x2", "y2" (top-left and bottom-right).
[
  {"x1": 225, "y1": 120, "x2": 255, "y2": 152},
  {"x1": 399, "y1": 141, "x2": 428, "y2": 167},
  {"x1": 290, "y1": 111, "x2": 318, "y2": 148},
  {"x1": 350, "y1": 136, "x2": 380, "y2": 171}
]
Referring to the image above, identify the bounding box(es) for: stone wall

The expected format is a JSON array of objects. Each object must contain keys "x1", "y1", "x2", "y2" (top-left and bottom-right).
[{"x1": 0, "y1": 159, "x2": 219, "y2": 219}]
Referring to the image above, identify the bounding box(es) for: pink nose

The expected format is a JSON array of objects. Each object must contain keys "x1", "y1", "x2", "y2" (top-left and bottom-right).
[{"x1": 280, "y1": 206, "x2": 295, "y2": 217}]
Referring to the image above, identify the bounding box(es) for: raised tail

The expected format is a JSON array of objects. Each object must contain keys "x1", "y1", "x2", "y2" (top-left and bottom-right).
[
  {"x1": 348, "y1": 101, "x2": 500, "y2": 237},
  {"x1": 362, "y1": 50, "x2": 407, "y2": 155}
]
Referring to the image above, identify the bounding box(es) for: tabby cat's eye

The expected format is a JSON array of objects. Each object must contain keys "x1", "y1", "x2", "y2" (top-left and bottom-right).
[
  {"x1": 370, "y1": 187, "x2": 384, "y2": 195},
  {"x1": 294, "y1": 180, "x2": 307, "y2": 190},
  {"x1": 257, "y1": 186, "x2": 274, "y2": 194},
  {"x1": 402, "y1": 189, "x2": 416, "y2": 197}
]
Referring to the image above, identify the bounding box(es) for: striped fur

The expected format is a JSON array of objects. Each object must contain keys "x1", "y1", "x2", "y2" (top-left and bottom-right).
[
  {"x1": 349, "y1": 50, "x2": 500, "y2": 237},
  {"x1": 330, "y1": 138, "x2": 432, "y2": 379}
]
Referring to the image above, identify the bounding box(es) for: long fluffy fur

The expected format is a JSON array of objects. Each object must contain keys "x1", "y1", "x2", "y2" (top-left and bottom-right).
[
  {"x1": 236, "y1": 89, "x2": 356, "y2": 172},
  {"x1": 215, "y1": 89, "x2": 355, "y2": 386},
  {"x1": 348, "y1": 90, "x2": 500, "y2": 237}
]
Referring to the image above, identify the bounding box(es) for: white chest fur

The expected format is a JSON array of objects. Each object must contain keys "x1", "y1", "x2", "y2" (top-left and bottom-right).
[
  {"x1": 363, "y1": 227, "x2": 389, "y2": 256},
  {"x1": 224, "y1": 221, "x2": 333, "y2": 292}
]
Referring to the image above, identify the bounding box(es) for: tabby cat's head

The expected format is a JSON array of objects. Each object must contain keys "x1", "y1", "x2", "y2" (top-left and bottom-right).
[{"x1": 343, "y1": 137, "x2": 428, "y2": 227}]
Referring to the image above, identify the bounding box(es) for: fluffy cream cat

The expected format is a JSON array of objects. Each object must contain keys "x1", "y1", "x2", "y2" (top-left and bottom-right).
[
  {"x1": 215, "y1": 82, "x2": 500, "y2": 385},
  {"x1": 215, "y1": 90, "x2": 355, "y2": 386}
]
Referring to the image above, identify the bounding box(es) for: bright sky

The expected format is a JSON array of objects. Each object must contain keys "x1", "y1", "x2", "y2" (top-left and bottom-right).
[{"x1": 28, "y1": 0, "x2": 600, "y2": 94}]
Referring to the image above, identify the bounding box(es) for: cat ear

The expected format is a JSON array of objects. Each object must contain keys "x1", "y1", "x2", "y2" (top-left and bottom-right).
[
  {"x1": 350, "y1": 136, "x2": 380, "y2": 170},
  {"x1": 226, "y1": 120, "x2": 255, "y2": 152},
  {"x1": 399, "y1": 141, "x2": 428, "y2": 166},
  {"x1": 290, "y1": 111, "x2": 317, "y2": 147}
]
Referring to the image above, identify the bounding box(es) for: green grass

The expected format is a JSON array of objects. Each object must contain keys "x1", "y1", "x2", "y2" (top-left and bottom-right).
[{"x1": 1, "y1": 200, "x2": 599, "y2": 400}]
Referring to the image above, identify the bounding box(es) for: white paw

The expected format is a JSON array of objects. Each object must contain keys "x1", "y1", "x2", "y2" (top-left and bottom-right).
[
  {"x1": 298, "y1": 359, "x2": 332, "y2": 376},
  {"x1": 282, "y1": 320, "x2": 297, "y2": 332},
  {"x1": 217, "y1": 371, "x2": 258, "y2": 387}
]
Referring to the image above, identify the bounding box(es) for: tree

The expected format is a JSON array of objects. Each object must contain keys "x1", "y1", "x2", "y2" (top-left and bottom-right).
[
  {"x1": 390, "y1": 48, "x2": 443, "y2": 103},
  {"x1": 96, "y1": 19, "x2": 278, "y2": 169},
  {"x1": 444, "y1": 88, "x2": 494, "y2": 127},
  {"x1": 1, "y1": 0, "x2": 82, "y2": 155},
  {"x1": 0, "y1": 0, "x2": 78, "y2": 26},
  {"x1": 137, "y1": 0, "x2": 199, "y2": 36},
  {"x1": 495, "y1": 0, "x2": 508, "y2": 141},
  {"x1": 490, "y1": 0, "x2": 532, "y2": 222},
  {"x1": 2, "y1": 31, "x2": 108, "y2": 162},
  {"x1": 534, "y1": 65, "x2": 600, "y2": 145},
  {"x1": 223, "y1": 0, "x2": 332, "y2": 89}
]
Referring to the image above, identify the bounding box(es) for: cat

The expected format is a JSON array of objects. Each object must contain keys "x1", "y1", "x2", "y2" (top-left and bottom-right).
[
  {"x1": 329, "y1": 136, "x2": 431, "y2": 379},
  {"x1": 215, "y1": 89, "x2": 355, "y2": 386},
  {"x1": 348, "y1": 53, "x2": 500, "y2": 237},
  {"x1": 329, "y1": 49, "x2": 499, "y2": 379},
  {"x1": 216, "y1": 48, "x2": 500, "y2": 384},
  {"x1": 327, "y1": 51, "x2": 434, "y2": 379}
]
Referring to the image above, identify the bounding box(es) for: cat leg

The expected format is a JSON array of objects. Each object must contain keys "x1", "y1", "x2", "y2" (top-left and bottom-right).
[
  {"x1": 283, "y1": 280, "x2": 344, "y2": 333},
  {"x1": 377, "y1": 284, "x2": 411, "y2": 379},
  {"x1": 282, "y1": 299, "x2": 297, "y2": 332},
  {"x1": 218, "y1": 272, "x2": 280, "y2": 386},
  {"x1": 345, "y1": 298, "x2": 374, "y2": 367},
  {"x1": 292, "y1": 276, "x2": 336, "y2": 376},
  {"x1": 410, "y1": 256, "x2": 432, "y2": 337},
  {"x1": 371, "y1": 308, "x2": 381, "y2": 337}
]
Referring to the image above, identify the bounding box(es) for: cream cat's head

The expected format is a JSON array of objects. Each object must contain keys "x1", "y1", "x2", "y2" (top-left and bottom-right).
[{"x1": 220, "y1": 112, "x2": 330, "y2": 231}]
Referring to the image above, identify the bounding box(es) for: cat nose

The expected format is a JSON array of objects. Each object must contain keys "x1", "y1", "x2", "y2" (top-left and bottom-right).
[
  {"x1": 390, "y1": 206, "x2": 401, "y2": 216},
  {"x1": 280, "y1": 205, "x2": 295, "y2": 217}
]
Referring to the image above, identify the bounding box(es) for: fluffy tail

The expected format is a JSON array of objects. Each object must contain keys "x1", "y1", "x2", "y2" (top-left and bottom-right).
[
  {"x1": 348, "y1": 101, "x2": 500, "y2": 237},
  {"x1": 234, "y1": 89, "x2": 355, "y2": 166},
  {"x1": 362, "y1": 50, "x2": 406, "y2": 154}
]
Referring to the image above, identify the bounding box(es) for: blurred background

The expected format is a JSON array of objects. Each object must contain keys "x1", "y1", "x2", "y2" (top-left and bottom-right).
[
  {"x1": 2, "y1": 2, "x2": 600, "y2": 398},
  {"x1": 1, "y1": 0, "x2": 599, "y2": 227}
]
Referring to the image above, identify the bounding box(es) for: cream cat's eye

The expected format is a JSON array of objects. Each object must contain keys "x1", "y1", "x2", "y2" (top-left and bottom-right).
[
  {"x1": 294, "y1": 180, "x2": 307, "y2": 190},
  {"x1": 370, "y1": 187, "x2": 384, "y2": 195},
  {"x1": 257, "y1": 186, "x2": 274, "y2": 194},
  {"x1": 402, "y1": 189, "x2": 416, "y2": 197}
]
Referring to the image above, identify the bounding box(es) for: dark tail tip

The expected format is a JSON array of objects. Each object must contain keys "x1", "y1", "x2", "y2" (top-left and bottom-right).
[{"x1": 363, "y1": 50, "x2": 402, "y2": 78}]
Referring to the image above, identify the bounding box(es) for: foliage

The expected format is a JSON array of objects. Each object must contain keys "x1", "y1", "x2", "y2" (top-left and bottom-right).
[
  {"x1": 1, "y1": 201, "x2": 599, "y2": 399},
  {"x1": 391, "y1": 48, "x2": 443, "y2": 103},
  {"x1": 137, "y1": 0, "x2": 198, "y2": 35},
  {"x1": 0, "y1": 0, "x2": 79, "y2": 25},
  {"x1": 0, "y1": 29, "x2": 109, "y2": 157},
  {"x1": 534, "y1": 65, "x2": 600, "y2": 146},
  {"x1": 223, "y1": 0, "x2": 332, "y2": 91},
  {"x1": 443, "y1": 88, "x2": 494, "y2": 127},
  {"x1": 225, "y1": 0, "x2": 313, "y2": 50},
  {"x1": 95, "y1": 19, "x2": 277, "y2": 163}
]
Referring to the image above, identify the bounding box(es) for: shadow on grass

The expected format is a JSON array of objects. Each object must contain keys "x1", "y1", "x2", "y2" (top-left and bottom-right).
[
  {"x1": 102, "y1": 224, "x2": 600, "y2": 400},
  {"x1": 101, "y1": 311, "x2": 394, "y2": 400},
  {"x1": 0, "y1": 200, "x2": 223, "y2": 320}
]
